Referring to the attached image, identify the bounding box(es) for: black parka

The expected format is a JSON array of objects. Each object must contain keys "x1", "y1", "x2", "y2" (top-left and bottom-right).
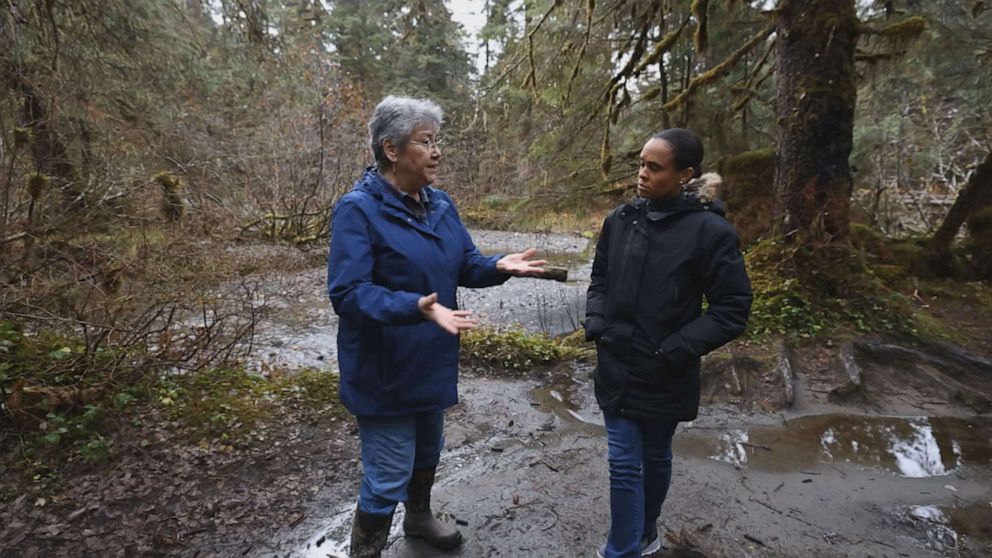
[{"x1": 584, "y1": 174, "x2": 752, "y2": 421}]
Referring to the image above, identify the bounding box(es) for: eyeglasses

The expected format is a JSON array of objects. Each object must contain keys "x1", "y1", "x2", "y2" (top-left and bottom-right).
[{"x1": 407, "y1": 138, "x2": 445, "y2": 151}]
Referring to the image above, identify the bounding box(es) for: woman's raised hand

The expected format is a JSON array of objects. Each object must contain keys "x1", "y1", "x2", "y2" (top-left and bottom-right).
[
  {"x1": 496, "y1": 248, "x2": 548, "y2": 277},
  {"x1": 418, "y1": 293, "x2": 478, "y2": 335}
]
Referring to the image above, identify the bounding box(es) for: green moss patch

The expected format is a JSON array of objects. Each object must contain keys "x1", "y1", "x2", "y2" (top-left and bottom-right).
[
  {"x1": 718, "y1": 148, "x2": 776, "y2": 247},
  {"x1": 158, "y1": 366, "x2": 343, "y2": 442},
  {"x1": 460, "y1": 326, "x2": 590, "y2": 373},
  {"x1": 744, "y1": 238, "x2": 912, "y2": 339}
]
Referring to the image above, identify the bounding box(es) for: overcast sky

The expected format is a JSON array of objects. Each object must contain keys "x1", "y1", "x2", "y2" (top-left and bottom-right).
[
  {"x1": 448, "y1": 0, "x2": 489, "y2": 72},
  {"x1": 448, "y1": 0, "x2": 487, "y2": 37}
]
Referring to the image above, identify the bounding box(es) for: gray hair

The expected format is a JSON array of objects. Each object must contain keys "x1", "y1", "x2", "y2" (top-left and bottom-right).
[{"x1": 368, "y1": 95, "x2": 444, "y2": 168}]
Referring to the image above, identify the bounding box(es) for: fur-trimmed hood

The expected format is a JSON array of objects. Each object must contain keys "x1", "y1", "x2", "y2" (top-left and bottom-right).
[
  {"x1": 683, "y1": 172, "x2": 722, "y2": 204},
  {"x1": 632, "y1": 172, "x2": 727, "y2": 219}
]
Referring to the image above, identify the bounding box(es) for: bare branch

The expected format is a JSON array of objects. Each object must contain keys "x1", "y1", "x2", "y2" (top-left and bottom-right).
[{"x1": 663, "y1": 24, "x2": 774, "y2": 112}]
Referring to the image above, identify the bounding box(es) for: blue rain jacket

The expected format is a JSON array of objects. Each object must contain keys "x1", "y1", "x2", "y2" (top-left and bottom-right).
[{"x1": 327, "y1": 168, "x2": 509, "y2": 417}]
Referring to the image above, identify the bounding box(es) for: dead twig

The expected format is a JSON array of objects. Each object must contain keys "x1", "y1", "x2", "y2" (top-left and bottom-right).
[
  {"x1": 528, "y1": 459, "x2": 559, "y2": 472},
  {"x1": 540, "y1": 505, "x2": 560, "y2": 532},
  {"x1": 743, "y1": 533, "x2": 766, "y2": 546}
]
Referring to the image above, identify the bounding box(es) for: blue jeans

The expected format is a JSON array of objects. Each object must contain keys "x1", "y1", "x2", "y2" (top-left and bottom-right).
[
  {"x1": 603, "y1": 413, "x2": 678, "y2": 558},
  {"x1": 356, "y1": 409, "x2": 445, "y2": 515}
]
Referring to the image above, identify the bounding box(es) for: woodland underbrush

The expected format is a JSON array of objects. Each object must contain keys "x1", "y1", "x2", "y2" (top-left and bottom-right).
[
  {"x1": 0, "y1": 206, "x2": 334, "y2": 481},
  {"x1": 743, "y1": 225, "x2": 992, "y2": 357}
]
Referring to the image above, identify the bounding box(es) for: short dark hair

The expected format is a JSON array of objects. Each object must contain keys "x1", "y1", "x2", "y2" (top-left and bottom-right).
[{"x1": 652, "y1": 128, "x2": 703, "y2": 178}]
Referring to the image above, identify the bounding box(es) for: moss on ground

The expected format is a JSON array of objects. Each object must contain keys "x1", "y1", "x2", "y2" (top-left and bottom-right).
[
  {"x1": 744, "y1": 237, "x2": 913, "y2": 340},
  {"x1": 160, "y1": 366, "x2": 343, "y2": 441},
  {"x1": 461, "y1": 190, "x2": 616, "y2": 235},
  {"x1": 742, "y1": 221, "x2": 992, "y2": 355},
  {"x1": 461, "y1": 326, "x2": 590, "y2": 373}
]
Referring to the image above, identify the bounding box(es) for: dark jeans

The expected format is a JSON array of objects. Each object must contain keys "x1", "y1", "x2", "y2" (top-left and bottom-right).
[{"x1": 603, "y1": 413, "x2": 678, "y2": 558}]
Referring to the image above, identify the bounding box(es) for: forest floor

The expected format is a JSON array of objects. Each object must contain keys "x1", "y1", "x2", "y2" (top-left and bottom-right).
[{"x1": 2, "y1": 230, "x2": 991, "y2": 558}]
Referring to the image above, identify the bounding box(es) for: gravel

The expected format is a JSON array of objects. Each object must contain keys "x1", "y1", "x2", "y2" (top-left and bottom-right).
[
  {"x1": 246, "y1": 230, "x2": 593, "y2": 372},
  {"x1": 459, "y1": 229, "x2": 592, "y2": 337},
  {"x1": 465, "y1": 228, "x2": 591, "y2": 256}
]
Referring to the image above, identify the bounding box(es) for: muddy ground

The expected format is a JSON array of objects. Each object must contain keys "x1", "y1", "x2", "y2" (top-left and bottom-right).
[
  {"x1": 2, "y1": 231, "x2": 991, "y2": 558},
  {"x1": 292, "y1": 345, "x2": 992, "y2": 558}
]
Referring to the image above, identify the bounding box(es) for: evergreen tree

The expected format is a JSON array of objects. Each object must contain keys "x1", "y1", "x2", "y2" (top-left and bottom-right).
[{"x1": 326, "y1": 0, "x2": 396, "y2": 100}]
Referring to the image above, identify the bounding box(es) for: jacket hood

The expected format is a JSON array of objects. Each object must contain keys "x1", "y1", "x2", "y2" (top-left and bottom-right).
[
  {"x1": 683, "y1": 172, "x2": 722, "y2": 205},
  {"x1": 353, "y1": 166, "x2": 390, "y2": 199},
  {"x1": 633, "y1": 172, "x2": 726, "y2": 218}
]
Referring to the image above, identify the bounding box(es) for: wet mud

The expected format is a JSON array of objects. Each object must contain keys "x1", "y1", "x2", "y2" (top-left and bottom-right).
[
  {"x1": 247, "y1": 231, "x2": 992, "y2": 557},
  {"x1": 287, "y1": 360, "x2": 992, "y2": 558}
]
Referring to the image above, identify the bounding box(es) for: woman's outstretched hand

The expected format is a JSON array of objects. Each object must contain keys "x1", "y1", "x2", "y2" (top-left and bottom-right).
[
  {"x1": 496, "y1": 248, "x2": 548, "y2": 277},
  {"x1": 418, "y1": 293, "x2": 477, "y2": 335}
]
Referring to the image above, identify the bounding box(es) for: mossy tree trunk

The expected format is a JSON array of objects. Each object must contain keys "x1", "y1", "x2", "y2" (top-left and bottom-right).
[
  {"x1": 926, "y1": 150, "x2": 992, "y2": 276},
  {"x1": 19, "y1": 80, "x2": 82, "y2": 211},
  {"x1": 774, "y1": 0, "x2": 858, "y2": 244}
]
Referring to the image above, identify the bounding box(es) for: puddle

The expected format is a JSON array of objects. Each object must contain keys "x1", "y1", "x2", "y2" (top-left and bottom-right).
[
  {"x1": 944, "y1": 500, "x2": 992, "y2": 543},
  {"x1": 525, "y1": 375, "x2": 992, "y2": 480},
  {"x1": 677, "y1": 415, "x2": 992, "y2": 477},
  {"x1": 289, "y1": 367, "x2": 992, "y2": 558},
  {"x1": 530, "y1": 370, "x2": 603, "y2": 433},
  {"x1": 902, "y1": 500, "x2": 992, "y2": 552},
  {"x1": 299, "y1": 502, "x2": 351, "y2": 557},
  {"x1": 298, "y1": 505, "x2": 424, "y2": 558}
]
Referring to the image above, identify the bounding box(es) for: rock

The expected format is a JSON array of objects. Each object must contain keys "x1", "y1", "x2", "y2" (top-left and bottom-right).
[
  {"x1": 775, "y1": 341, "x2": 795, "y2": 408},
  {"x1": 829, "y1": 342, "x2": 865, "y2": 401}
]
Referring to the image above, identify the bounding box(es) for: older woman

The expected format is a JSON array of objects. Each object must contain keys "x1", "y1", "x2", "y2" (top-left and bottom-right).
[
  {"x1": 585, "y1": 128, "x2": 752, "y2": 558},
  {"x1": 327, "y1": 96, "x2": 545, "y2": 558}
]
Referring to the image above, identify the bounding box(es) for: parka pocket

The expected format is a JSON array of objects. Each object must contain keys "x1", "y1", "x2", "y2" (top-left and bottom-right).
[
  {"x1": 672, "y1": 271, "x2": 694, "y2": 305},
  {"x1": 377, "y1": 328, "x2": 392, "y2": 388},
  {"x1": 379, "y1": 324, "x2": 417, "y2": 390},
  {"x1": 597, "y1": 325, "x2": 615, "y2": 346},
  {"x1": 595, "y1": 322, "x2": 633, "y2": 354},
  {"x1": 627, "y1": 351, "x2": 687, "y2": 392},
  {"x1": 594, "y1": 344, "x2": 628, "y2": 388}
]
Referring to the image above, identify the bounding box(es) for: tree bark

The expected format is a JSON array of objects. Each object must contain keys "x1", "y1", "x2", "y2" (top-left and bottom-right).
[
  {"x1": 929, "y1": 150, "x2": 992, "y2": 259},
  {"x1": 774, "y1": 0, "x2": 858, "y2": 243},
  {"x1": 20, "y1": 81, "x2": 82, "y2": 210}
]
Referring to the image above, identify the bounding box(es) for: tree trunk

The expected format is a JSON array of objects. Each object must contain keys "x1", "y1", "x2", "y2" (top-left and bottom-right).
[
  {"x1": 926, "y1": 150, "x2": 992, "y2": 275},
  {"x1": 774, "y1": 0, "x2": 858, "y2": 243},
  {"x1": 21, "y1": 81, "x2": 82, "y2": 210}
]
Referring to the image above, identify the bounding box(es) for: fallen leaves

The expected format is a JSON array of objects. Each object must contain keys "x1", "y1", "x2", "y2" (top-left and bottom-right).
[{"x1": 0, "y1": 402, "x2": 360, "y2": 557}]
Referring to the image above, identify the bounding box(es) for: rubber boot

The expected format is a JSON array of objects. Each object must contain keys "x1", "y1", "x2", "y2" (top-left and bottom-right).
[
  {"x1": 349, "y1": 506, "x2": 393, "y2": 558},
  {"x1": 402, "y1": 467, "x2": 462, "y2": 550}
]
